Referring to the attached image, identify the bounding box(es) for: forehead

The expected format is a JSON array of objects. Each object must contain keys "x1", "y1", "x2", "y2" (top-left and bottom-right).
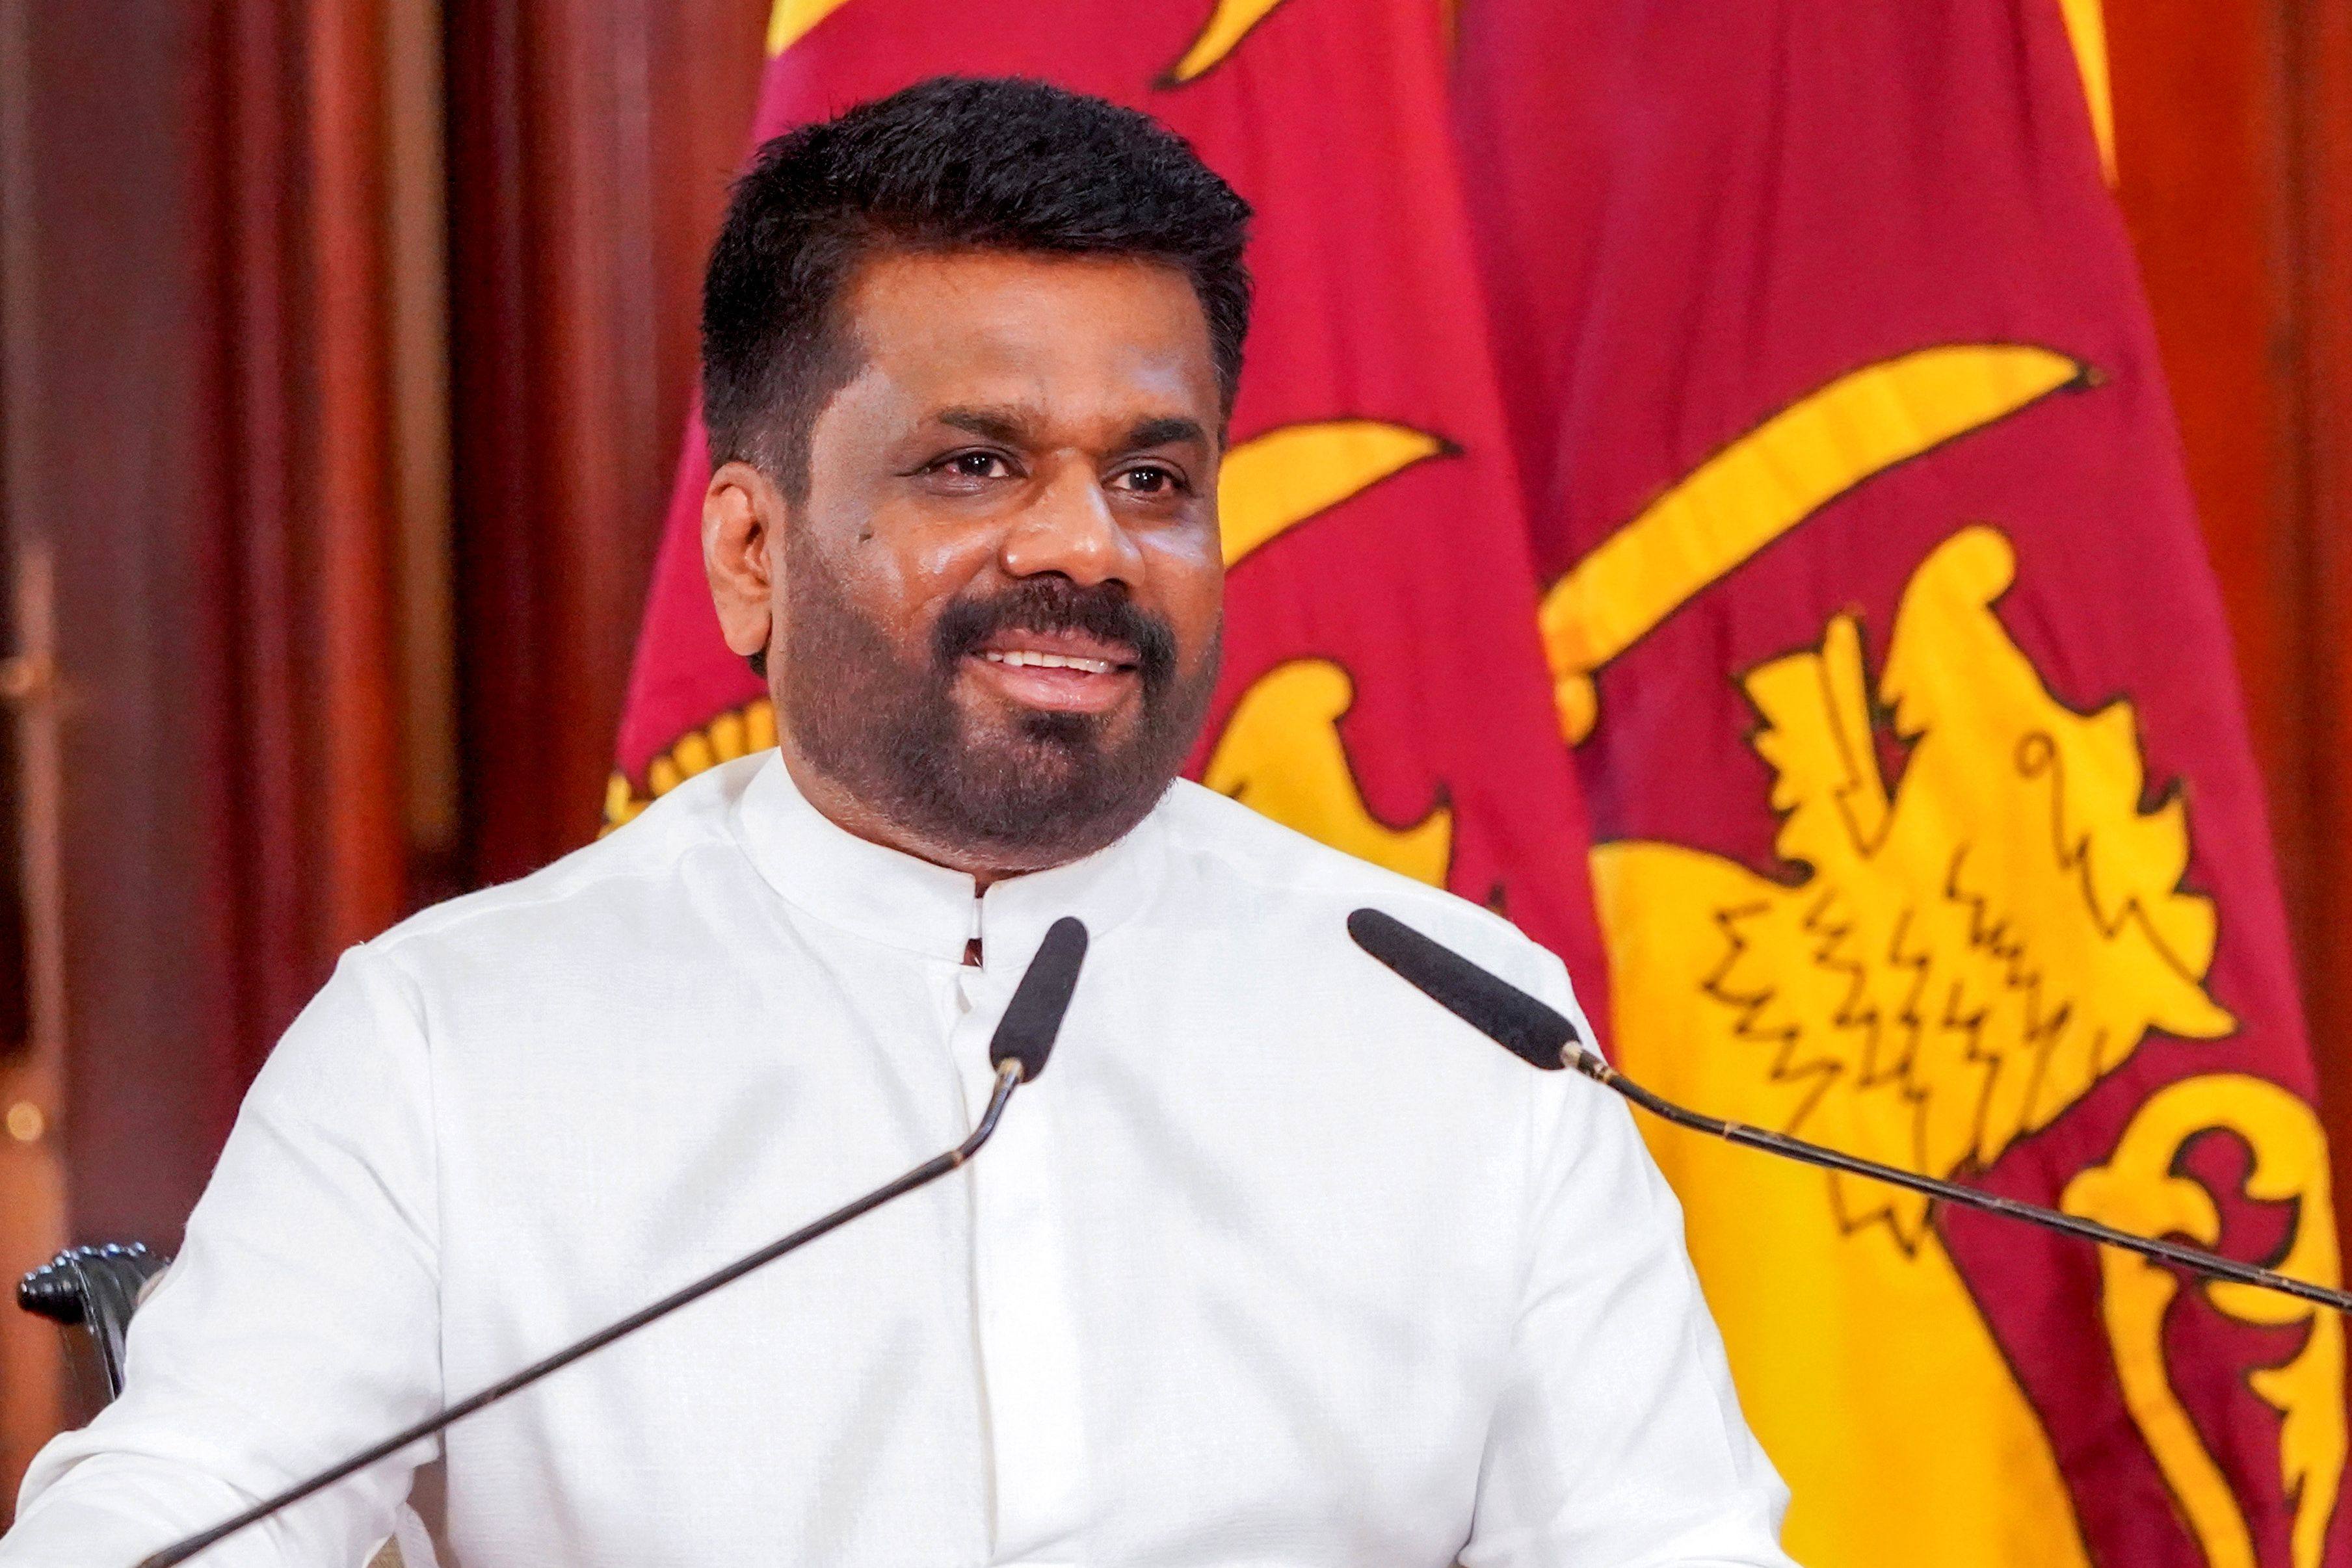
[{"x1": 834, "y1": 249, "x2": 1220, "y2": 425}]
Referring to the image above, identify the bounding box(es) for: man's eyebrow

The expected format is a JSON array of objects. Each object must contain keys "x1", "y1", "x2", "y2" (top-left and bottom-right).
[
  {"x1": 933, "y1": 407, "x2": 1033, "y2": 443},
  {"x1": 1121, "y1": 415, "x2": 1208, "y2": 451},
  {"x1": 931, "y1": 409, "x2": 1209, "y2": 451}
]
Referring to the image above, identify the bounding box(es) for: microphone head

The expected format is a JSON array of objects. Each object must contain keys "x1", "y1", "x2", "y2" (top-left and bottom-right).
[
  {"x1": 989, "y1": 917, "x2": 1089, "y2": 1082},
  {"x1": 1346, "y1": 908, "x2": 1578, "y2": 1071}
]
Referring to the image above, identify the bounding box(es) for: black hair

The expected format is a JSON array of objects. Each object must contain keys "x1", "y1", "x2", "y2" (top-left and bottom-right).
[{"x1": 702, "y1": 75, "x2": 1254, "y2": 500}]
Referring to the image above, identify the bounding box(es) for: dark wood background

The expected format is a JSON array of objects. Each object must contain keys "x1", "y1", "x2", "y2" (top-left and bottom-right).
[{"x1": 0, "y1": 0, "x2": 2344, "y2": 1518}]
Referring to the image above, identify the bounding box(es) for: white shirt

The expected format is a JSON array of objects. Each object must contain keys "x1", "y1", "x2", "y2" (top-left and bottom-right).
[{"x1": 5, "y1": 753, "x2": 1791, "y2": 1567}]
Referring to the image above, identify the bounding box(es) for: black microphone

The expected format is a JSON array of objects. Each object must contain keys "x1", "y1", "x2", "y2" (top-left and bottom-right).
[
  {"x1": 992, "y1": 916, "x2": 1087, "y2": 1082},
  {"x1": 1345, "y1": 909, "x2": 1576, "y2": 1072},
  {"x1": 1347, "y1": 906, "x2": 2352, "y2": 1319},
  {"x1": 137, "y1": 918, "x2": 1092, "y2": 1568}
]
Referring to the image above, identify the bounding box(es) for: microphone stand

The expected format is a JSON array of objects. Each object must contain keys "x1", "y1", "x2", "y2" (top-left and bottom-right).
[
  {"x1": 137, "y1": 1058, "x2": 1028, "y2": 1568},
  {"x1": 1569, "y1": 1047, "x2": 2352, "y2": 1316}
]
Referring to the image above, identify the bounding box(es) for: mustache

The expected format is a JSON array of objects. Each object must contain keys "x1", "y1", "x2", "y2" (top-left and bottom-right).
[{"x1": 932, "y1": 577, "x2": 1180, "y2": 692}]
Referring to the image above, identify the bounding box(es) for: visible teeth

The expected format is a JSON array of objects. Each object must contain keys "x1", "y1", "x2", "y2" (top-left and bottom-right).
[{"x1": 981, "y1": 650, "x2": 1115, "y2": 674}]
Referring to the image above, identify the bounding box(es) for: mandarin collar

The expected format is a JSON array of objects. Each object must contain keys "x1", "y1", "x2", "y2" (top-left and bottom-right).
[{"x1": 730, "y1": 750, "x2": 1167, "y2": 969}]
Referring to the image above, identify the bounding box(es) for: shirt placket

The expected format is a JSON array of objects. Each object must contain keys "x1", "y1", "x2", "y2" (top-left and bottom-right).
[{"x1": 952, "y1": 940, "x2": 1087, "y2": 1566}]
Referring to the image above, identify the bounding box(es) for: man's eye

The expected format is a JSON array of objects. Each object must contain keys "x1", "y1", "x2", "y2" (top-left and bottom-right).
[
  {"x1": 1114, "y1": 464, "x2": 1185, "y2": 495},
  {"x1": 934, "y1": 451, "x2": 1012, "y2": 480}
]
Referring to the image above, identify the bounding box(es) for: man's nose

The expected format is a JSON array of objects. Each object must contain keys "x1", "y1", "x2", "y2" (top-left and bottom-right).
[{"x1": 999, "y1": 462, "x2": 1144, "y2": 587}]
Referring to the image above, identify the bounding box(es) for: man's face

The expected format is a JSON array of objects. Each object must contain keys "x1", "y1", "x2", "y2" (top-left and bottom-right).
[{"x1": 707, "y1": 248, "x2": 1226, "y2": 876}]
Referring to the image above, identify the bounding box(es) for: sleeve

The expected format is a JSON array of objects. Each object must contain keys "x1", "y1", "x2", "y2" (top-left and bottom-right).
[
  {"x1": 1, "y1": 947, "x2": 445, "y2": 1567},
  {"x1": 1460, "y1": 950, "x2": 1799, "y2": 1568}
]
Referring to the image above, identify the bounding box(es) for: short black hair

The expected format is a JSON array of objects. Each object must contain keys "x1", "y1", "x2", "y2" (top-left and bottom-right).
[{"x1": 702, "y1": 75, "x2": 1254, "y2": 499}]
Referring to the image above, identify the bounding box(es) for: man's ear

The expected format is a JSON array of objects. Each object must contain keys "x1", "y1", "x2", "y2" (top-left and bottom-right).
[{"x1": 704, "y1": 460, "x2": 784, "y2": 668}]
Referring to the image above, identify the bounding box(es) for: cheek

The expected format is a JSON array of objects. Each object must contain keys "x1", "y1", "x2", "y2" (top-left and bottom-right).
[
  {"x1": 897, "y1": 529, "x2": 1003, "y2": 625},
  {"x1": 903, "y1": 545, "x2": 1016, "y2": 664},
  {"x1": 802, "y1": 508, "x2": 994, "y2": 653},
  {"x1": 1144, "y1": 534, "x2": 1226, "y2": 658}
]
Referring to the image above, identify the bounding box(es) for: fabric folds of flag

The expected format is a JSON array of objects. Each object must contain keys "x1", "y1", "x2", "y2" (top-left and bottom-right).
[{"x1": 1453, "y1": 1, "x2": 2348, "y2": 1565}]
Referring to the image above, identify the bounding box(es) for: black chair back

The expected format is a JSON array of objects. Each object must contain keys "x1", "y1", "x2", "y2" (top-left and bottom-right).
[{"x1": 18, "y1": 1242, "x2": 171, "y2": 1402}]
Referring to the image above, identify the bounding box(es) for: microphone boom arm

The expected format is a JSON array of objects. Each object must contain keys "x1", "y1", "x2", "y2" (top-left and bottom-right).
[
  {"x1": 1571, "y1": 1048, "x2": 2352, "y2": 1317},
  {"x1": 1343, "y1": 904, "x2": 2352, "y2": 1320},
  {"x1": 136, "y1": 1058, "x2": 1029, "y2": 1568}
]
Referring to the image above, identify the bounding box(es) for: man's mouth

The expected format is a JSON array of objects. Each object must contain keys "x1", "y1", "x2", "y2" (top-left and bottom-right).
[
  {"x1": 965, "y1": 629, "x2": 1141, "y2": 714},
  {"x1": 979, "y1": 649, "x2": 1119, "y2": 675}
]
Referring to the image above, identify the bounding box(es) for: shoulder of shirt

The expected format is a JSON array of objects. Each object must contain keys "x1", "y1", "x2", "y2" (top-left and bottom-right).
[
  {"x1": 1152, "y1": 778, "x2": 1563, "y2": 994},
  {"x1": 358, "y1": 757, "x2": 759, "y2": 960}
]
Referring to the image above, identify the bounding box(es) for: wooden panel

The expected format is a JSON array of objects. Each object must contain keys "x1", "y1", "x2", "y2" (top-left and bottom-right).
[
  {"x1": 0, "y1": 24, "x2": 66, "y2": 1516},
  {"x1": 219, "y1": 0, "x2": 321, "y2": 1090},
  {"x1": 2109, "y1": 0, "x2": 2305, "y2": 914},
  {"x1": 0, "y1": 0, "x2": 250, "y2": 1513},
  {"x1": 209, "y1": 0, "x2": 411, "y2": 1106},
  {"x1": 2292, "y1": 0, "x2": 2352, "y2": 1183},
  {"x1": 310, "y1": 0, "x2": 410, "y2": 956},
  {"x1": 386, "y1": 0, "x2": 461, "y2": 870},
  {"x1": 0, "y1": 0, "x2": 415, "y2": 1517},
  {"x1": 445, "y1": 0, "x2": 769, "y2": 885},
  {"x1": 0, "y1": 0, "x2": 253, "y2": 1272},
  {"x1": 2109, "y1": 0, "x2": 2352, "y2": 1204}
]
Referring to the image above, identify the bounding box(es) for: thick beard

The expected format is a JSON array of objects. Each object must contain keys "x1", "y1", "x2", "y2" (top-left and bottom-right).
[{"x1": 779, "y1": 534, "x2": 1219, "y2": 872}]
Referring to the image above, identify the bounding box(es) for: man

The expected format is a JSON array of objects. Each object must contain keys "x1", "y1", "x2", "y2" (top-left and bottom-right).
[{"x1": 4, "y1": 79, "x2": 1793, "y2": 1567}]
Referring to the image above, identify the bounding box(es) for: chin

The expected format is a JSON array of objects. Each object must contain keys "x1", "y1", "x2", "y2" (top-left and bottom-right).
[
  {"x1": 892, "y1": 687, "x2": 1204, "y2": 868},
  {"x1": 1009, "y1": 707, "x2": 1107, "y2": 748},
  {"x1": 937, "y1": 753, "x2": 1166, "y2": 865}
]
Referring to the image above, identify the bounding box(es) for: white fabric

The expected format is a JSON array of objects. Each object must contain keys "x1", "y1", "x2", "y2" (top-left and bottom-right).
[{"x1": 4, "y1": 752, "x2": 1793, "y2": 1567}]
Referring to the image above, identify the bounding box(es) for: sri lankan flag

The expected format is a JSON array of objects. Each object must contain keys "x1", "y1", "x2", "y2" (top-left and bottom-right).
[
  {"x1": 1455, "y1": 0, "x2": 2348, "y2": 1563},
  {"x1": 611, "y1": 1, "x2": 2347, "y2": 1563}
]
